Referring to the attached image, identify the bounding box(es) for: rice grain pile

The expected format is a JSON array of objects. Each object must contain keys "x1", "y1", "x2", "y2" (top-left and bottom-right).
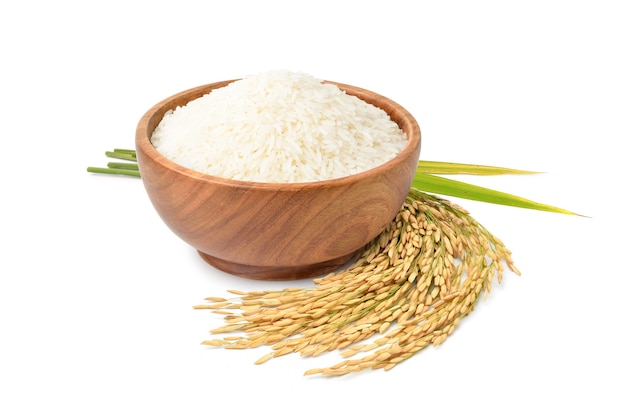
[
  {"x1": 151, "y1": 71, "x2": 407, "y2": 183},
  {"x1": 195, "y1": 189, "x2": 520, "y2": 376}
]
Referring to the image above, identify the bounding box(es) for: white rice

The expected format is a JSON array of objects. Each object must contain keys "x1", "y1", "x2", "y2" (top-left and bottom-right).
[{"x1": 151, "y1": 71, "x2": 407, "y2": 183}]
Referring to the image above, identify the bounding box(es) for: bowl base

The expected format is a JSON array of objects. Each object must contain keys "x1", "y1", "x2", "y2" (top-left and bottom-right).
[{"x1": 197, "y1": 251, "x2": 356, "y2": 281}]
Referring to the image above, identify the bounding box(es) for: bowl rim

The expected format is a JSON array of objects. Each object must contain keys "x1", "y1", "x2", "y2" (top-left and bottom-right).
[{"x1": 135, "y1": 79, "x2": 421, "y2": 190}]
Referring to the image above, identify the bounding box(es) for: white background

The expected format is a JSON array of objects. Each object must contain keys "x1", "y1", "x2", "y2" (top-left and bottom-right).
[{"x1": 2, "y1": 1, "x2": 624, "y2": 413}]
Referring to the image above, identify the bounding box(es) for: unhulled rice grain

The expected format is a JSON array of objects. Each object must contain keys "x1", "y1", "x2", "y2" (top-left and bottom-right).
[{"x1": 196, "y1": 189, "x2": 521, "y2": 376}]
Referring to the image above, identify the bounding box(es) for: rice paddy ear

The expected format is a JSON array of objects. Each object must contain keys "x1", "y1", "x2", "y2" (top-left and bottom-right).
[{"x1": 195, "y1": 189, "x2": 522, "y2": 376}]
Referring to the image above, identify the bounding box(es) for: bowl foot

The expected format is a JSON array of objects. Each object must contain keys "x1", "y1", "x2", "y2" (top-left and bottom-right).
[{"x1": 197, "y1": 251, "x2": 356, "y2": 281}]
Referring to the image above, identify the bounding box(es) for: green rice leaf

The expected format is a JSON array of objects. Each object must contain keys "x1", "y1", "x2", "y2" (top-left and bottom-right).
[
  {"x1": 411, "y1": 172, "x2": 581, "y2": 216},
  {"x1": 105, "y1": 150, "x2": 137, "y2": 162},
  {"x1": 86, "y1": 166, "x2": 141, "y2": 177},
  {"x1": 417, "y1": 161, "x2": 541, "y2": 176},
  {"x1": 107, "y1": 162, "x2": 139, "y2": 170}
]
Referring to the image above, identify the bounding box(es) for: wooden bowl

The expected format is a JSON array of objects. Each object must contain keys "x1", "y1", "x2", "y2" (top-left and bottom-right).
[{"x1": 135, "y1": 79, "x2": 421, "y2": 280}]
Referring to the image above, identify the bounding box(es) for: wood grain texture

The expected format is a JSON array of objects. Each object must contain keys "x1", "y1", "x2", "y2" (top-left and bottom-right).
[{"x1": 135, "y1": 80, "x2": 421, "y2": 280}]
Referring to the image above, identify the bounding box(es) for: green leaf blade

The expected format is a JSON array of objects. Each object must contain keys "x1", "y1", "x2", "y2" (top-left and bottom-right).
[
  {"x1": 87, "y1": 167, "x2": 141, "y2": 178},
  {"x1": 417, "y1": 160, "x2": 541, "y2": 176},
  {"x1": 412, "y1": 173, "x2": 581, "y2": 216},
  {"x1": 105, "y1": 150, "x2": 137, "y2": 162},
  {"x1": 107, "y1": 162, "x2": 140, "y2": 171}
]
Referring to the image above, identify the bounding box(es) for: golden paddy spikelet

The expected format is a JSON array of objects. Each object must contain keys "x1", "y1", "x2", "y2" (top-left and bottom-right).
[{"x1": 196, "y1": 189, "x2": 521, "y2": 376}]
